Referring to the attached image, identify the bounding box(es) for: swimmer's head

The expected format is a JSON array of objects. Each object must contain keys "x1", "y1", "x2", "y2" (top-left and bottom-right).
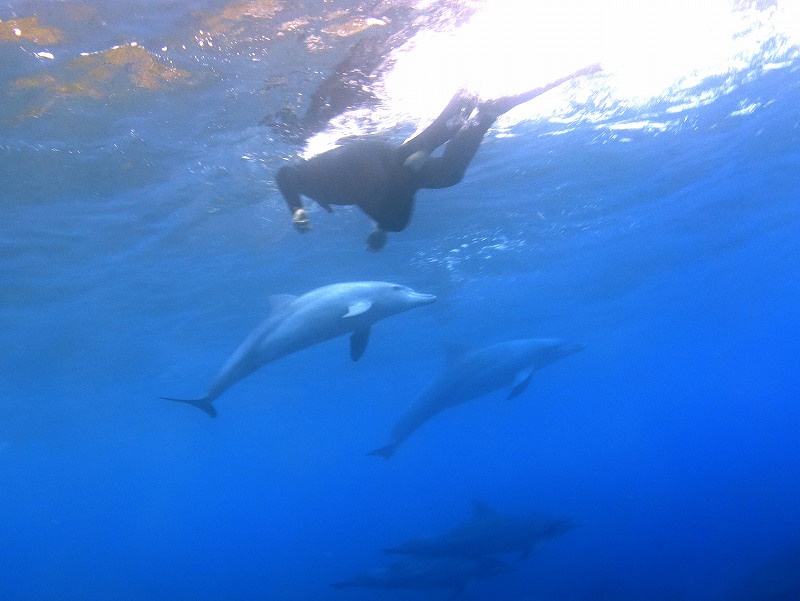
[{"x1": 366, "y1": 228, "x2": 387, "y2": 252}]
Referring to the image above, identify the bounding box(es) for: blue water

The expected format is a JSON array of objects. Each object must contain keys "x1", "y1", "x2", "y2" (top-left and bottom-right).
[{"x1": 2, "y1": 1, "x2": 800, "y2": 600}]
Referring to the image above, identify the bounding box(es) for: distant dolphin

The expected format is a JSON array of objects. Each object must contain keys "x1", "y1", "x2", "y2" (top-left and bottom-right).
[
  {"x1": 330, "y1": 555, "x2": 514, "y2": 595},
  {"x1": 383, "y1": 500, "x2": 576, "y2": 560},
  {"x1": 369, "y1": 338, "x2": 584, "y2": 458},
  {"x1": 162, "y1": 281, "x2": 436, "y2": 417}
]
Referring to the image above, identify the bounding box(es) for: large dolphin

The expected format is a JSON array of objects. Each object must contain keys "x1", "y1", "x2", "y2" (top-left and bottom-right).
[
  {"x1": 330, "y1": 555, "x2": 513, "y2": 595},
  {"x1": 369, "y1": 338, "x2": 584, "y2": 458},
  {"x1": 383, "y1": 500, "x2": 576, "y2": 560},
  {"x1": 163, "y1": 281, "x2": 436, "y2": 417}
]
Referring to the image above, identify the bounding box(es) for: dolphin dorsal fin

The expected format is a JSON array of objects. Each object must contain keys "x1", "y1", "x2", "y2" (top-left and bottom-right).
[
  {"x1": 342, "y1": 300, "x2": 372, "y2": 318},
  {"x1": 470, "y1": 499, "x2": 498, "y2": 519}
]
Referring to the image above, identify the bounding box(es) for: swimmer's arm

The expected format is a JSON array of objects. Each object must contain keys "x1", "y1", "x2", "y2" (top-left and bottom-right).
[{"x1": 276, "y1": 165, "x2": 312, "y2": 232}]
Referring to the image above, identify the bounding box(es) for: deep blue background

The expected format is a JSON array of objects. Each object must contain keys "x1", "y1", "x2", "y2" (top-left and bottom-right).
[{"x1": 1, "y1": 1, "x2": 799, "y2": 600}]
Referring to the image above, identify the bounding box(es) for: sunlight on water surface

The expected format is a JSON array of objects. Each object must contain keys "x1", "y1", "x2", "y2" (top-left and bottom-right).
[{"x1": 305, "y1": 0, "x2": 800, "y2": 154}]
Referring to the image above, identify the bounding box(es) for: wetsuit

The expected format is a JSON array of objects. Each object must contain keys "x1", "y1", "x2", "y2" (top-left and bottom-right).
[{"x1": 276, "y1": 64, "x2": 600, "y2": 250}]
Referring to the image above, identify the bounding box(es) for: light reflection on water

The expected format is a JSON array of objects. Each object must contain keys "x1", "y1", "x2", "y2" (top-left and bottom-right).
[{"x1": 312, "y1": 0, "x2": 800, "y2": 147}]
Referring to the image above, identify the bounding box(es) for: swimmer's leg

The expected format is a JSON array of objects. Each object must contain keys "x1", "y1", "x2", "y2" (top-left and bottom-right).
[
  {"x1": 416, "y1": 64, "x2": 601, "y2": 189},
  {"x1": 398, "y1": 89, "x2": 478, "y2": 165},
  {"x1": 415, "y1": 114, "x2": 494, "y2": 189}
]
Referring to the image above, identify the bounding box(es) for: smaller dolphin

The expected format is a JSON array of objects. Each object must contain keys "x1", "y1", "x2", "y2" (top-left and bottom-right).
[
  {"x1": 162, "y1": 281, "x2": 436, "y2": 417},
  {"x1": 330, "y1": 555, "x2": 513, "y2": 595},
  {"x1": 383, "y1": 500, "x2": 576, "y2": 560},
  {"x1": 369, "y1": 338, "x2": 584, "y2": 458}
]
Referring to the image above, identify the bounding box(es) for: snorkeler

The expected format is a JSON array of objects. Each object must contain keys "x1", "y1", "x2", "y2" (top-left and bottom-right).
[{"x1": 276, "y1": 64, "x2": 600, "y2": 251}]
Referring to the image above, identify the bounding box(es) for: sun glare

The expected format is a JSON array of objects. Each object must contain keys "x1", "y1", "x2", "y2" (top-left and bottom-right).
[
  {"x1": 306, "y1": 0, "x2": 799, "y2": 152},
  {"x1": 390, "y1": 1, "x2": 799, "y2": 115}
]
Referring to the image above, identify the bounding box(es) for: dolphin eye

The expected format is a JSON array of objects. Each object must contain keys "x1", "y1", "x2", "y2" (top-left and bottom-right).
[{"x1": 392, "y1": 285, "x2": 402, "y2": 291}]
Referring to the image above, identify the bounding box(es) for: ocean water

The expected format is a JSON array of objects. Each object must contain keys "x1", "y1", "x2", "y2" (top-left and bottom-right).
[{"x1": 1, "y1": 1, "x2": 799, "y2": 600}]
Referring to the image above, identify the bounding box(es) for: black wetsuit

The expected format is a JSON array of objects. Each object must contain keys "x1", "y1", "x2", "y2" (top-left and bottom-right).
[
  {"x1": 276, "y1": 92, "x2": 489, "y2": 233},
  {"x1": 275, "y1": 65, "x2": 599, "y2": 238}
]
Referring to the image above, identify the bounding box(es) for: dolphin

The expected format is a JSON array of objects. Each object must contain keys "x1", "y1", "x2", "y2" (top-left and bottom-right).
[
  {"x1": 162, "y1": 281, "x2": 436, "y2": 417},
  {"x1": 369, "y1": 338, "x2": 584, "y2": 458},
  {"x1": 330, "y1": 555, "x2": 514, "y2": 595},
  {"x1": 383, "y1": 500, "x2": 576, "y2": 560}
]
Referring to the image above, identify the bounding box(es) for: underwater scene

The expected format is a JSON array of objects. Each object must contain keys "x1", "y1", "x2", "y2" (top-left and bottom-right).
[{"x1": 1, "y1": 0, "x2": 799, "y2": 599}]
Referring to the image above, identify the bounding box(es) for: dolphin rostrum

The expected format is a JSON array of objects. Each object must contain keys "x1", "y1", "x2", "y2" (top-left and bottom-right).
[
  {"x1": 369, "y1": 338, "x2": 584, "y2": 458},
  {"x1": 383, "y1": 500, "x2": 576, "y2": 560},
  {"x1": 162, "y1": 281, "x2": 436, "y2": 417}
]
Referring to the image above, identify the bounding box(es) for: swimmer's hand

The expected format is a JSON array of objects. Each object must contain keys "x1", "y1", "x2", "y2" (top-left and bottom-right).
[
  {"x1": 292, "y1": 209, "x2": 312, "y2": 232},
  {"x1": 366, "y1": 228, "x2": 387, "y2": 252}
]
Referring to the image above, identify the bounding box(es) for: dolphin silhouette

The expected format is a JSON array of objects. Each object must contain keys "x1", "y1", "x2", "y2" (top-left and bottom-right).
[
  {"x1": 330, "y1": 555, "x2": 514, "y2": 594},
  {"x1": 163, "y1": 281, "x2": 436, "y2": 417},
  {"x1": 369, "y1": 338, "x2": 584, "y2": 458},
  {"x1": 383, "y1": 500, "x2": 576, "y2": 560}
]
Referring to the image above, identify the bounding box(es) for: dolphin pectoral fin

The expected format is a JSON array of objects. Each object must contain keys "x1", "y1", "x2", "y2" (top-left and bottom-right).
[
  {"x1": 350, "y1": 326, "x2": 371, "y2": 361},
  {"x1": 367, "y1": 443, "x2": 396, "y2": 459},
  {"x1": 342, "y1": 300, "x2": 372, "y2": 318},
  {"x1": 160, "y1": 396, "x2": 217, "y2": 418},
  {"x1": 507, "y1": 368, "x2": 534, "y2": 400}
]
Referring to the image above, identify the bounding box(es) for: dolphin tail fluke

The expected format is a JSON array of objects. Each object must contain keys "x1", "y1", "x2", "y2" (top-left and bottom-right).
[
  {"x1": 160, "y1": 396, "x2": 218, "y2": 418},
  {"x1": 367, "y1": 443, "x2": 396, "y2": 459}
]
